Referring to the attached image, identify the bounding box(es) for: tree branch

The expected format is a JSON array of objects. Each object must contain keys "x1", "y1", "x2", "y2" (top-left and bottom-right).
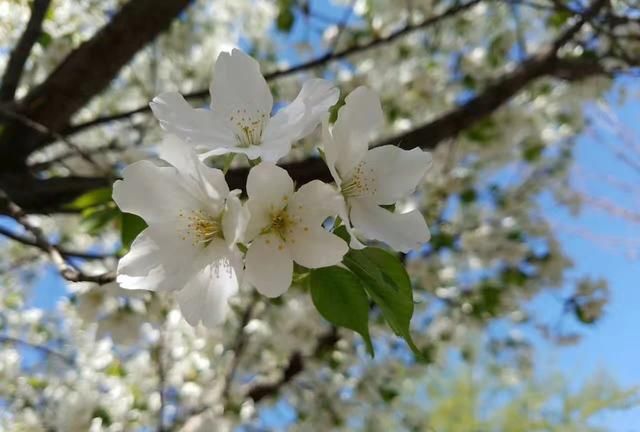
[
  {"x1": 1, "y1": 0, "x2": 611, "y2": 213},
  {"x1": 0, "y1": 334, "x2": 74, "y2": 365},
  {"x1": 0, "y1": 189, "x2": 115, "y2": 283},
  {"x1": 0, "y1": 225, "x2": 116, "y2": 260},
  {"x1": 0, "y1": 0, "x2": 51, "y2": 102},
  {"x1": 0, "y1": 0, "x2": 192, "y2": 171},
  {"x1": 63, "y1": 0, "x2": 485, "y2": 137},
  {"x1": 246, "y1": 327, "x2": 339, "y2": 402},
  {"x1": 0, "y1": 174, "x2": 109, "y2": 214}
]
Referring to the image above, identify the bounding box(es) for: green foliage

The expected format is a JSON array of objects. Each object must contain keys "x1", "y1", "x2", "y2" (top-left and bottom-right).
[
  {"x1": 310, "y1": 266, "x2": 374, "y2": 356},
  {"x1": 310, "y1": 227, "x2": 421, "y2": 357},
  {"x1": 276, "y1": 0, "x2": 295, "y2": 32},
  {"x1": 79, "y1": 205, "x2": 119, "y2": 235},
  {"x1": 65, "y1": 187, "x2": 120, "y2": 235},
  {"x1": 120, "y1": 213, "x2": 147, "y2": 250},
  {"x1": 65, "y1": 187, "x2": 112, "y2": 210},
  {"x1": 343, "y1": 247, "x2": 421, "y2": 358},
  {"x1": 522, "y1": 139, "x2": 545, "y2": 162},
  {"x1": 547, "y1": 10, "x2": 573, "y2": 29}
]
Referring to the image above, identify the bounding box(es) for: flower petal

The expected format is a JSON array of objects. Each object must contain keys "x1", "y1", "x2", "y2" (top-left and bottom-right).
[
  {"x1": 245, "y1": 162, "x2": 294, "y2": 240},
  {"x1": 209, "y1": 49, "x2": 273, "y2": 119},
  {"x1": 338, "y1": 198, "x2": 366, "y2": 249},
  {"x1": 362, "y1": 145, "x2": 432, "y2": 205},
  {"x1": 113, "y1": 160, "x2": 199, "y2": 225},
  {"x1": 263, "y1": 78, "x2": 339, "y2": 142},
  {"x1": 150, "y1": 91, "x2": 235, "y2": 147},
  {"x1": 349, "y1": 198, "x2": 430, "y2": 253},
  {"x1": 288, "y1": 180, "x2": 343, "y2": 227},
  {"x1": 322, "y1": 118, "x2": 342, "y2": 187},
  {"x1": 222, "y1": 192, "x2": 249, "y2": 247},
  {"x1": 245, "y1": 233, "x2": 293, "y2": 297},
  {"x1": 157, "y1": 135, "x2": 230, "y2": 212},
  {"x1": 117, "y1": 227, "x2": 200, "y2": 292},
  {"x1": 330, "y1": 86, "x2": 384, "y2": 178},
  {"x1": 287, "y1": 226, "x2": 347, "y2": 268},
  {"x1": 176, "y1": 248, "x2": 240, "y2": 328}
]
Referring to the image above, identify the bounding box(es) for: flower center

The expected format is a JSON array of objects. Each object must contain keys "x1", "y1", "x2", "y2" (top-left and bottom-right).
[
  {"x1": 229, "y1": 108, "x2": 268, "y2": 147},
  {"x1": 341, "y1": 162, "x2": 376, "y2": 198},
  {"x1": 178, "y1": 209, "x2": 222, "y2": 246},
  {"x1": 268, "y1": 208, "x2": 297, "y2": 240}
]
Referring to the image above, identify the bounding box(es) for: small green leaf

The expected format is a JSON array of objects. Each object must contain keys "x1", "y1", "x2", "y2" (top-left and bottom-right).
[
  {"x1": 276, "y1": 8, "x2": 295, "y2": 32},
  {"x1": 459, "y1": 188, "x2": 477, "y2": 204},
  {"x1": 522, "y1": 142, "x2": 545, "y2": 162},
  {"x1": 80, "y1": 206, "x2": 119, "y2": 234},
  {"x1": 310, "y1": 266, "x2": 374, "y2": 357},
  {"x1": 343, "y1": 247, "x2": 421, "y2": 357},
  {"x1": 38, "y1": 31, "x2": 53, "y2": 48},
  {"x1": 66, "y1": 187, "x2": 113, "y2": 210},
  {"x1": 121, "y1": 213, "x2": 147, "y2": 250},
  {"x1": 332, "y1": 225, "x2": 349, "y2": 242}
]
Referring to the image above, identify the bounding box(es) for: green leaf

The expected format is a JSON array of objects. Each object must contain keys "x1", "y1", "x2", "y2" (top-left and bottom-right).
[
  {"x1": 65, "y1": 187, "x2": 113, "y2": 210},
  {"x1": 310, "y1": 266, "x2": 374, "y2": 357},
  {"x1": 548, "y1": 10, "x2": 572, "y2": 29},
  {"x1": 343, "y1": 247, "x2": 421, "y2": 357},
  {"x1": 459, "y1": 188, "x2": 477, "y2": 204},
  {"x1": 121, "y1": 213, "x2": 147, "y2": 250},
  {"x1": 38, "y1": 31, "x2": 53, "y2": 48},
  {"x1": 80, "y1": 206, "x2": 119, "y2": 234},
  {"x1": 276, "y1": 8, "x2": 295, "y2": 32},
  {"x1": 332, "y1": 225, "x2": 350, "y2": 242}
]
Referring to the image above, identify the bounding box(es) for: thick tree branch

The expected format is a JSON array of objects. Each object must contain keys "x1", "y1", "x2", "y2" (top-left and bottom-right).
[
  {"x1": 63, "y1": 0, "x2": 485, "y2": 137},
  {"x1": 0, "y1": 0, "x2": 192, "y2": 171},
  {"x1": 0, "y1": 0, "x2": 51, "y2": 102},
  {"x1": 2, "y1": 0, "x2": 611, "y2": 213},
  {"x1": 0, "y1": 174, "x2": 109, "y2": 214}
]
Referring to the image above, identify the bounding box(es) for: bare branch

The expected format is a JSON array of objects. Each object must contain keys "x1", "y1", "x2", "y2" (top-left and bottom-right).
[
  {"x1": 0, "y1": 106, "x2": 112, "y2": 177},
  {"x1": 0, "y1": 0, "x2": 51, "y2": 101},
  {"x1": 2, "y1": 0, "x2": 614, "y2": 213},
  {"x1": 0, "y1": 189, "x2": 115, "y2": 284},
  {"x1": 0, "y1": 0, "x2": 192, "y2": 171},
  {"x1": 0, "y1": 334, "x2": 74, "y2": 365},
  {"x1": 63, "y1": 0, "x2": 485, "y2": 136},
  {"x1": 245, "y1": 327, "x2": 339, "y2": 402},
  {"x1": 0, "y1": 225, "x2": 116, "y2": 260},
  {"x1": 221, "y1": 296, "x2": 260, "y2": 401}
]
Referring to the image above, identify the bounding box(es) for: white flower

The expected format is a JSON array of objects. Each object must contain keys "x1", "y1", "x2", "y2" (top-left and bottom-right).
[
  {"x1": 244, "y1": 162, "x2": 348, "y2": 297},
  {"x1": 150, "y1": 48, "x2": 339, "y2": 162},
  {"x1": 112, "y1": 135, "x2": 248, "y2": 328},
  {"x1": 323, "y1": 86, "x2": 432, "y2": 253}
]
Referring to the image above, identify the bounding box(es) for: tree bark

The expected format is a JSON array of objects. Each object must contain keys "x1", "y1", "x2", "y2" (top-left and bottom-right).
[{"x1": 0, "y1": 0, "x2": 191, "y2": 172}]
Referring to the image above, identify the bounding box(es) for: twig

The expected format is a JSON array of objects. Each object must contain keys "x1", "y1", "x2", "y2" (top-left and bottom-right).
[
  {"x1": 328, "y1": 0, "x2": 357, "y2": 54},
  {"x1": 0, "y1": 106, "x2": 112, "y2": 177},
  {"x1": 245, "y1": 326, "x2": 339, "y2": 402},
  {"x1": 29, "y1": 140, "x2": 125, "y2": 172},
  {"x1": 154, "y1": 325, "x2": 167, "y2": 432},
  {"x1": 62, "y1": 0, "x2": 485, "y2": 136},
  {"x1": 0, "y1": 334, "x2": 74, "y2": 365},
  {"x1": 0, "y1": 0, "x2": 51, "y2": 101},
  {"x1": 221, "y1": 296, "x2": 260, "y2": 401},
  {"x1": 0, "y1": 225, "x2": 116, "y2": 260},
  {"x1": 0, "y1": 189, "x2": 115, "y2": 284}
]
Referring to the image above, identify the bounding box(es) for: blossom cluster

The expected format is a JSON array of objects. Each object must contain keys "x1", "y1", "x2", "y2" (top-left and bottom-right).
[{"x1": 113, "y1": 49, "x2": 432, "y2": 327}]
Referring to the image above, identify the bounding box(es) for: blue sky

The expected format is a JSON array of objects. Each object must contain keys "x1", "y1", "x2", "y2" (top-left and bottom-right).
[{"x1": 534, "y1": 78, "x2": 640, "y2": 429}]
